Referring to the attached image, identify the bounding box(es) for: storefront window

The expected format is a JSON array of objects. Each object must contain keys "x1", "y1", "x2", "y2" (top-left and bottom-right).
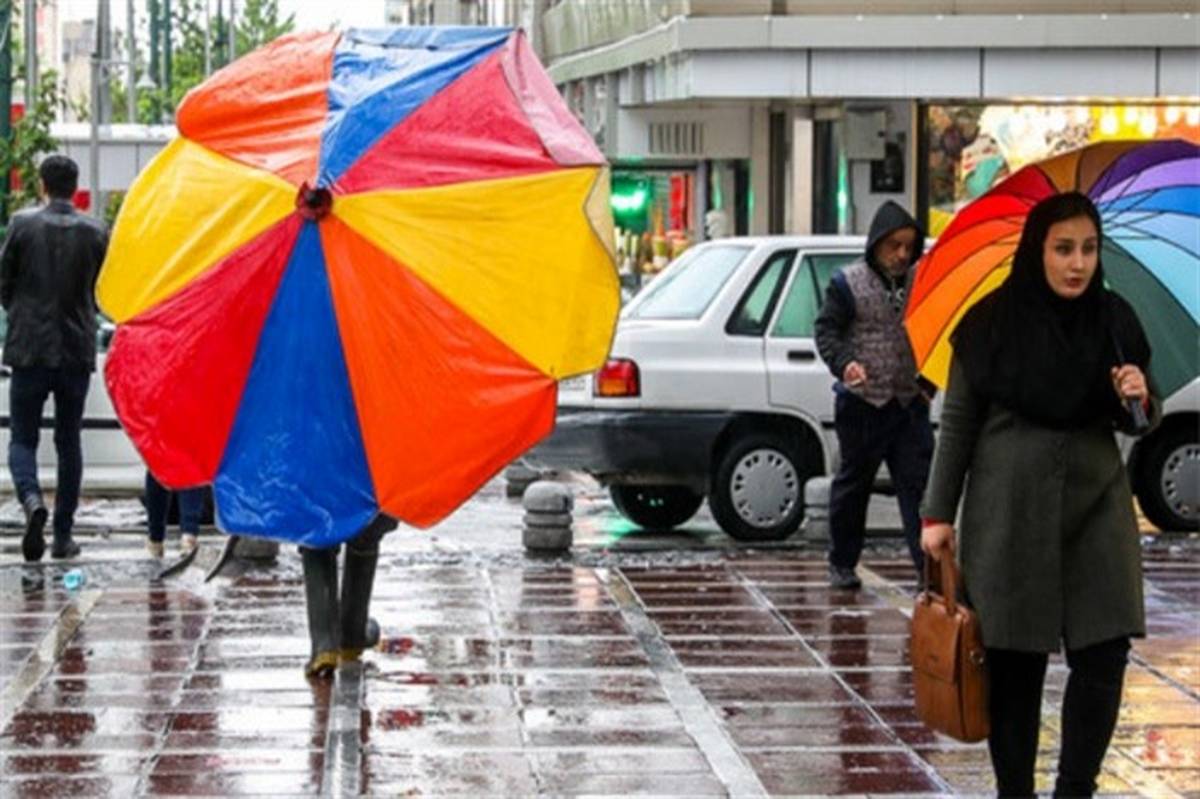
[{"x1": 924, "y1": 103, "x2": 1200, "y2": 236}]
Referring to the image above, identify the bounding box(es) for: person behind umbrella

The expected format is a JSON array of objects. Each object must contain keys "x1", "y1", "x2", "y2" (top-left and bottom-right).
[
  {"x1": 301, "y1": 513, "x2": 398, "y2": 678},
  {"x1": 815, "y1": 201, "x2": 933, "y2": 589},
  {"x1": 143, "y1": 470, "x2": 206, "y2": 559},
  {"x1": 1, "y1": 155, "x2": 108, "y2": 562},
  {"x1": 921, "y1": 192, "x2": 1159, "y2": 799}
]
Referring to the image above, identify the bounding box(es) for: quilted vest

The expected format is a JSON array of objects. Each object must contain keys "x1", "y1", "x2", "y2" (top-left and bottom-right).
[{"x1": 843, "y1": 261, "x2": 919, "y2": 408}]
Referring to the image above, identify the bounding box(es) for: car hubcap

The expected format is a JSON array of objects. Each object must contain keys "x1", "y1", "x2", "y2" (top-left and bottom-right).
[
  {"x1": 1161, "y1": 443, "x2": 1200, "y2": 524},
  {"x1": 730, "y1": 448, "x2": 799, "y2": 528}
]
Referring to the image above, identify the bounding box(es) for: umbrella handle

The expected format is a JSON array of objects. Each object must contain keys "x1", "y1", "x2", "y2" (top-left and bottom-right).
[{"x1": 1111, "y1": 332, "x2": 1150, "y2": 435}]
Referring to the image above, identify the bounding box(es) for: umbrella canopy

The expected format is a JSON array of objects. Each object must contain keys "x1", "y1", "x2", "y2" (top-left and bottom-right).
[
  {"x1": 96, "y1": 27, "x2": 619, "y2": 547},
  {"x1": 907, "y1": 139, "x2": 1199, "y2": 396}
]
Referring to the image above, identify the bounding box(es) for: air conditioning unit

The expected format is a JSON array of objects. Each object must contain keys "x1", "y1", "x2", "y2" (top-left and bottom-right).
[{"x1": 648, "y1": 122, "x2": 705, "y2": 156}]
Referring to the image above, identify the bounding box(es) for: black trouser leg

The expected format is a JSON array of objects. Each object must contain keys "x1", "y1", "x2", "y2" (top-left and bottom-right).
[
  {"x1": 829, "y1": 394, "x2": 885, "y2": 570},
  {"x1": 340, "y1": 515, "x2": 395, "y2": 656},
  {"x1": 885, "y1": 400, "x2": 934, "y2": 575},
  {"x1": 1054, "y1": 637, "x2": 1130, "y2": 798},
  {"x1": 301, "y1": 545, "x2": 340, "y2": 678},
  {"x1": 987, "y1": 647, "x2": 1049, "y2": 798},
  {"x1": 50, "y1": 369, "x2": 89, "y2": 543}
]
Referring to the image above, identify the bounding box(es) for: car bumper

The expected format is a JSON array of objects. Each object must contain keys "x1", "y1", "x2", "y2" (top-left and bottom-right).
[{"x1": 524, "y1": 407, "x2": 733, "y2": 485}]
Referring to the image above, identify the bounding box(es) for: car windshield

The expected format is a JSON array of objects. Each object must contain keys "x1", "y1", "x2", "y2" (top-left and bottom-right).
[{"x1": 625, "y1": 245, "x2": 751, "y2": 320}]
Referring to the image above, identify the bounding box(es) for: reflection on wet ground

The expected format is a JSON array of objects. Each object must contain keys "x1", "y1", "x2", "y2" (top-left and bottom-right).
[{"x1": 1, "y1": 479, "x2": 1197, "y2": 796}]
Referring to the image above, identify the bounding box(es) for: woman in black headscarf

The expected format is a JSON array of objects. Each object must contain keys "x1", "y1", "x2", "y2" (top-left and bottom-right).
[{"x1": 920, "y1": 192, "x2": 1159, "y2": 798}]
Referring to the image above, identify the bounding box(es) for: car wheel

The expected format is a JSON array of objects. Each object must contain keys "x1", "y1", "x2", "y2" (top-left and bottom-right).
[
  {"x1": 609, "y1": 484, "x2": 705, "y2": 530},
  {"x1": 710, "y1": 432, "x2": 812, "y2": 542},
  {"x1": 1135, "y1": 425, "x2": 1200, "y2": 532}
]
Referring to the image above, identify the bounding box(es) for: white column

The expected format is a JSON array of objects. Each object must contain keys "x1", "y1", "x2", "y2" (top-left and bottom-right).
[{"x1": 791, "y1": 109, "x2": 813, "y2": 235}]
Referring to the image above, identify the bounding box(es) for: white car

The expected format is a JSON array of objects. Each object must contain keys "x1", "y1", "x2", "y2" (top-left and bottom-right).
[{"x1": 526, "y1": 236, "x2": 1200, "y2": 540}]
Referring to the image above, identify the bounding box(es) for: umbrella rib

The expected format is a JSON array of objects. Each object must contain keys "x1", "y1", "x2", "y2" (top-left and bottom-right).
[
  {"x1": 1092, "y1": 151, "x2": 1199, "y2": 201},
  {"x1": 913, "y1": 219, "x2": 1021, "y2": 305},
  {"x1": 1104, "y1": 238, "x2": 1197, "y2": 324},
  {"x1": 915, "y1": 265, "x2": 1009, "y2": 363},
  {"x1": 1104, "y1": 211, "x2": 1200, "y2": 259}
]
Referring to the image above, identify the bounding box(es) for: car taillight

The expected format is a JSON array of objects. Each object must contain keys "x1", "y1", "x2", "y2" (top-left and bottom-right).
[{"x1": 594, "y1": 358, "x2": 640, "y2": 397}]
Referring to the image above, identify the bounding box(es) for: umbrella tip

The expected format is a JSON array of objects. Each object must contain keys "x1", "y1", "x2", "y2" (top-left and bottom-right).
[{"x1": 296, "y1": 183, "x2": 333, "y2": 221}]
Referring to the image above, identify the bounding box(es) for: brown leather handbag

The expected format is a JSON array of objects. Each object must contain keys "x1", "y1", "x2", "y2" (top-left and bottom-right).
[{"x1": 911, "y1": 556, "x2": 989, "y2": 742}]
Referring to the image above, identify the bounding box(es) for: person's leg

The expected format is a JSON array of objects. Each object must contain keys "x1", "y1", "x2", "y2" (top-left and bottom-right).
[
  {"x1": 9, "y1": 367, "x2": 51, "y2": 562},
  {"x1": 340, "y1": 514, "x2": 399, "y2": 661},
  {"x1": 828, "y1": 395, "x2": 885, "y2": 584},
  {"x1": 301, "y1": 545, "x2": 340, "y2": 678},
  {"x1": 987, "y1": 647, "x2": 1049, "y2": 798},
  {"x1": 176, "y1": 488, "x2": 206, "y2": 552},
  {"x1": 144, "y1": 472, "x2": 170, "y2": 543},
  {"x1": 1054, "y1": 637, "x2": 1130, "y2": 798},
  {"x1": 885, "y1": 400, "x2": 935, "y2": 575},
  {"x1": 49, "y1": 369, "x2": 90, "y2": 555}
]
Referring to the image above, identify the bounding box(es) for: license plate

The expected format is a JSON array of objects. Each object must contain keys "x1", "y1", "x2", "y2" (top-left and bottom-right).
[{"x1": 559, "y1": 376, "x2": 587, "y2": 392}]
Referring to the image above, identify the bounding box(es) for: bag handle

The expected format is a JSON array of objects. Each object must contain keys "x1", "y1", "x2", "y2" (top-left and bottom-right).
[{"x1": 923, "y1": 555, "x2": 961, "y2": 616}]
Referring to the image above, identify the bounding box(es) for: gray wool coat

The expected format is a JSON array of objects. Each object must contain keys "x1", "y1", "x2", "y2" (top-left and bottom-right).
[{"x1": 921, "y1": 358, "x2": 1161, "y2": 653}]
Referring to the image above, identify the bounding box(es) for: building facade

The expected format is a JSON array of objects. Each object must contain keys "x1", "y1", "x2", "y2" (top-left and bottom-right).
[{"x1": 537, "y1": 0, "x2": 1199, "y2": 246}]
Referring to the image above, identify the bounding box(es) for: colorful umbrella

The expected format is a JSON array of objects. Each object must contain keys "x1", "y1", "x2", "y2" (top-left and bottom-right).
[
  {"x1": 907, "y1": 139, "x2": 1199, "y2": 396},
  {"x1": 96, "y1": 27, "x2": 618, "y2": 547}
]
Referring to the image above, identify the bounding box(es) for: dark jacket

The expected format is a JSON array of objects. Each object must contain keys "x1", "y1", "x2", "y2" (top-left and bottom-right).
[
  {"x1": 0, "y1": 199, "x2": 108, "y2": 371},
  {"x1": 814, "y1": 201, "x2": 926, "y2": 395},
  {"x1": 922, "y1": 357, "x2": 1160, "y2": 652}
]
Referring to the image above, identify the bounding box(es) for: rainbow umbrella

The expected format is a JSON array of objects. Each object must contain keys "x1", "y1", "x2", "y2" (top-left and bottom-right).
[
  {"x1": 907, "y1": 139, "x2": 1199, "y2": 395},
  {"x1": 96, "y1": 27, "x2": 618, "y2": 547}
]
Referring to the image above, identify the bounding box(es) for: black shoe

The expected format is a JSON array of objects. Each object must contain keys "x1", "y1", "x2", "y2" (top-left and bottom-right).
[
  {"x1": 21, "y1": 495, "x2": 47, "y2": 563},
  {"x1": 828, "y1": 565, "x2": 862, "y2": 590},
  {"x1": 51, "y1": 538, "x2": 81, "y2": 560}
]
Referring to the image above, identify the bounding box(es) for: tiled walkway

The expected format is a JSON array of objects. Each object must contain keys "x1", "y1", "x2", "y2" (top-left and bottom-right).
[{"x1": 2, "y1": 535, "x2": 1197, "y2": 797}]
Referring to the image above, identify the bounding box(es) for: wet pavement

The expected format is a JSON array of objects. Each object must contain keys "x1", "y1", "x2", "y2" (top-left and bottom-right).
[{"x1": 1, "y1": 476, "x2": 1197, "y2": 797}]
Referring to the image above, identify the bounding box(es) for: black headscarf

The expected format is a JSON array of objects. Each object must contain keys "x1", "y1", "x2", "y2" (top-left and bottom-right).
[{"x1": 951, "y1": 192, "x2": 1151, "y2": 429}]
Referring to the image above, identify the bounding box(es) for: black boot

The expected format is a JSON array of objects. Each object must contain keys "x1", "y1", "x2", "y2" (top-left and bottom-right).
[
  {"x1": 21, "y1": 494, "x2": 47, "y2": 563},
  {"x1": 339, "y1": 543, "x2": 380, "y2": 663},
  {"x1": 301, "y1": 546, "x2": 341, "y2": 678}
]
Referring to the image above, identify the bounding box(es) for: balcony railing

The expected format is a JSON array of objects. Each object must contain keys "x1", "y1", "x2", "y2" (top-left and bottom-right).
[{"x1": 541, "y1": 0, "x2": 1196, "y2": 60}]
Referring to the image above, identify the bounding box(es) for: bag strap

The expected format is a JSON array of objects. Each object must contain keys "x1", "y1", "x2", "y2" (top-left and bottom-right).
[{"x1": 924, "y1": 556, "x2": 961, "y2": 616}]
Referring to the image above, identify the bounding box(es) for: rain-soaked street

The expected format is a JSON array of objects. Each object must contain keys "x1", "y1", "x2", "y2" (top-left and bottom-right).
[{"x1": 1, "y1": 476, "x2": 1197, "y2": 797}]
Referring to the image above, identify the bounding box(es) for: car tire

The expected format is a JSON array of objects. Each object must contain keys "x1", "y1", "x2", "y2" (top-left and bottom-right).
[
  {"x1": 709, "y1": 432, "x2": 812, "y2": 542},
  {"x1": 609, "y1": 484, "x2": 704, "y2": 530},
  {"x1": 1135, "y1": 424, "x2": 1200, "y2": 532}
]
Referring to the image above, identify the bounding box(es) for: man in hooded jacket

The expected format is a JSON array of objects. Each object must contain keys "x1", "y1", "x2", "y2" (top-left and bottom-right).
[{"x1": 815, "y1": 201, "x2": 931, "y2": 588}]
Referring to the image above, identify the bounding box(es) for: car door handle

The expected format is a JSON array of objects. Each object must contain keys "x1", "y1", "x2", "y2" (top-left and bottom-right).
[{"x1": 787, "y1": 350, "x2": 816, "y2": 362}]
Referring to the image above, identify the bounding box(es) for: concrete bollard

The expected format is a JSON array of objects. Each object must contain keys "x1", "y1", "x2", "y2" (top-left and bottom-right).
[
  {"x1": 504, "y1": 462, "x2": 542, "y2": 499},
  {"x1": 801, "y1": 476, "x2": 832, "y2": 542},
  {"x1": 522, "y1": 480, "x2": 573, "y2": 552}
]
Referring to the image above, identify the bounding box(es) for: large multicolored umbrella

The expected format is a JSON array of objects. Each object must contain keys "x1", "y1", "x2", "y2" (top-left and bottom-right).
[
  {"x1": 97, "y1": 27, "x2": 618, "y2": 547},
  {"x1": 907, "y1": 138, "x2": 1199, "y2": 396}
]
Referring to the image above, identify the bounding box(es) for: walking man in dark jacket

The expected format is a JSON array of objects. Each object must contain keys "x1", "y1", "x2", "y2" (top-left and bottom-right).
[
  {"x1": 1, "y1": 156, "x2": 108, "y2": 561},
  {"x1": 815, "y1": 201, "x2": 931, "y2": 588}
]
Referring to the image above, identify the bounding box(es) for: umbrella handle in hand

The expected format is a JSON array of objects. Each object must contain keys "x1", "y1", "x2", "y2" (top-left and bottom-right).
[{"x1": 1126, "y1": 398, "x2": 1150, "y2": 434}]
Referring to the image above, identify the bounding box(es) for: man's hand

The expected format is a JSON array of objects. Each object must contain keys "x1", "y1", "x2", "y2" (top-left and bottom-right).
[
  {"x1": 843, "y1": 361, "x2": 867, "y2": 388},
  {"x1": 921, "y1": 523, "x2": 955, "y2": 562}
]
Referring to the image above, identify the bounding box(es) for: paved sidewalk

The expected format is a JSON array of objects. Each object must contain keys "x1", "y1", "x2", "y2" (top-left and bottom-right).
[{"x1": 1, "y1": 484, "x2": 1197, "y2": 797}]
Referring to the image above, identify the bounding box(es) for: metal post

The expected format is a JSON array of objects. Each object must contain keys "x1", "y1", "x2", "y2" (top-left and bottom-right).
[
  {"x1": 1, "y1": 0, "x2": 13, "y2": 224},
  {"x1": 147, "y1": 0, "x2": 159, "y2": 121},
  {"x1": 88, "y1": 52, "x2": 100, "y2": 217},
  {"x1": 227, "y1": 0, "x2": 235, "y2": 63},
  {"x1": 162, "y1": 0, "x2": 171, "y2": 116},
  {"x1": 203, "y1": 0, "x2": 211, "y2": 76},
  {"x1": 126, "y1": 0, "x2": 135, "y2": 122},
  {"x1": 22, "y1": 0, "x2": 34, "y2": 110}
]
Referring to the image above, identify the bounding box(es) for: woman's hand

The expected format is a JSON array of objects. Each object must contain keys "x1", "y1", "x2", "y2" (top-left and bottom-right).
[
  {"x1": 1110, "y1": 364, "x2": 1149, "y2": 405},
  {"x1": 921, "y1": 522, "x2": 956, "y2": 562}
]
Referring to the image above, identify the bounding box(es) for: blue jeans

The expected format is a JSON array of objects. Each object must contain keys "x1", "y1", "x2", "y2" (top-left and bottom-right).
[
  {"x1": 145, "y1": 471, "x2": 205, "y2": 542},
  {"x1": 7, "y1": 366, "x2": 91, "y2": 540},
  {"x1": 828, "y1": 392, "x2": 933, "y2": 573}
]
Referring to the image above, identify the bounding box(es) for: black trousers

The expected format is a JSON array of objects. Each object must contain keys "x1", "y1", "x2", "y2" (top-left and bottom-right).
[
  {"x1": 828, "y1": 393, "x2": 932, "y2": 573},
  {"x1": 987, "y1": 637, "x2": 1131, "y2": 798}
]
